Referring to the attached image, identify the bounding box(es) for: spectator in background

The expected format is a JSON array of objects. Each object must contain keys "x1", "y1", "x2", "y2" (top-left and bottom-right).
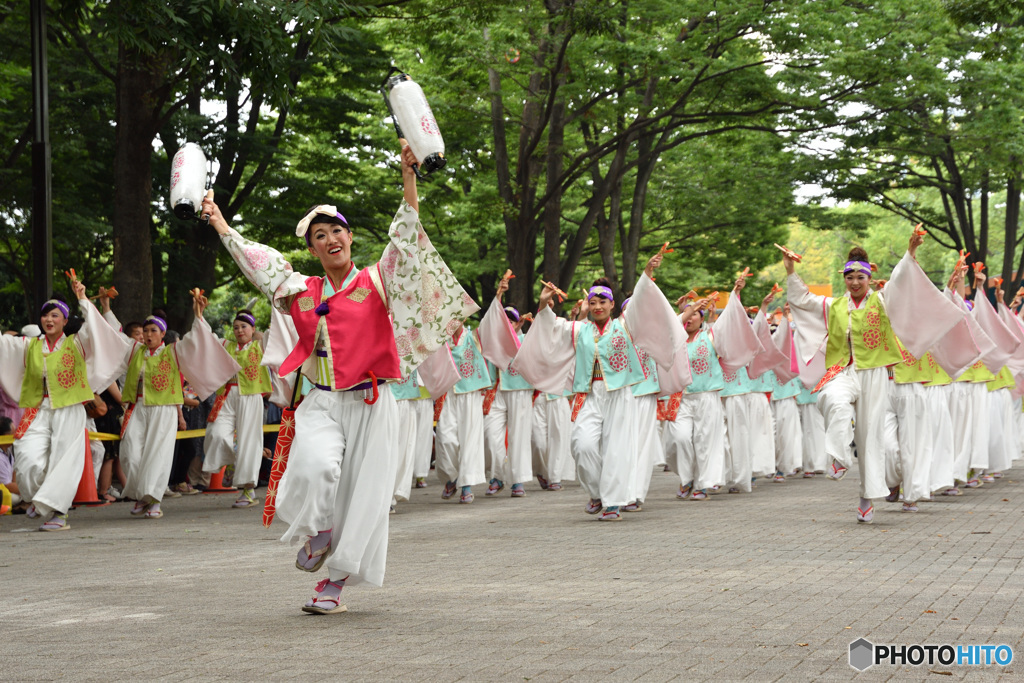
[{"x1": 1, "y1": 416, "x2": 21, "y2": 508}]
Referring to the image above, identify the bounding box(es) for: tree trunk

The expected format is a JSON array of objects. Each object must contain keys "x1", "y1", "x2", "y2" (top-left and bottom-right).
[
  {"x1": 111, "y1": 44, "x2": 162, "y2": 324},
  {"x1": 979, "y1": 169, "x2": 989, "y2": 262},
  {"x1": 1004, "y1": 169, "x2": 1022, "y2": 292},
  {"x1": 542, "y1": 94, "x2": 565, "y2": 306},
  {"x1": 621, "y1": 133, "x2": 658, "y2": 295}
]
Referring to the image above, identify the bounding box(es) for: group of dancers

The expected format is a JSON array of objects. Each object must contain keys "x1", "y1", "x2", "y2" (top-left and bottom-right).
[{"x1": 4, "y1": 141, "x2": 1023, "y2": 614}]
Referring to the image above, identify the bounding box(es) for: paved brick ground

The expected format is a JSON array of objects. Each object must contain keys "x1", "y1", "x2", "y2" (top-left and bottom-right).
[{"x1": 3, "y1": 464, "x2": 1022, "y2": 681}]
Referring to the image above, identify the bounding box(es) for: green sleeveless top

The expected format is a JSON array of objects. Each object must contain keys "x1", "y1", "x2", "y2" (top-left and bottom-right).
[
  {"x1": 20, "y1": 336, "x2": 92, "y2": 409},
  {"x1": 825, "y1": 291, "x2": 900, "y2": 370},
  {"x1": 122, "y1": 344, "x2": 185, "y2": 406},
  {"x1": 225, "y1": 341, "x2": 272, "y2": 395}
]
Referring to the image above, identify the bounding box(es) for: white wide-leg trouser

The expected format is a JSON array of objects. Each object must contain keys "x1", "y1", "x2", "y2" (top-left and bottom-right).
[
  {"x1": 14, "y1": 398, "x2": 86, "y2": 517},
  {"x1": 276, "y1": 386, "x2": 398, "y2": 587},
  {"x1": 816, "y1": 364, "x2": 890, "y2": 500},
  {"x1": 570, "y1": 381, "x2": 638, "y2": 507}
]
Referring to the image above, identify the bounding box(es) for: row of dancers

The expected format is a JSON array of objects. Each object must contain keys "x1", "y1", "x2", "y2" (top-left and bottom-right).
[{"x1": 4, "y1": 142, "x2": 1021, "y2": 613}]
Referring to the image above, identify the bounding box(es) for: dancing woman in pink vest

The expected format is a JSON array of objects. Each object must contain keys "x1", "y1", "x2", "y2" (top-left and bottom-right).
[{"x1": 202, "y1": 144, "x2": 477, "y2": 614}]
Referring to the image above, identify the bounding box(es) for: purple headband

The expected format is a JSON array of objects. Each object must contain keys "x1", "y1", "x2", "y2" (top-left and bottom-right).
[
  {"x1": 41, "y1": 299, "x2": 70, "y2": 319},
  {"x1": 843, "y1": 261, "x2": 872, "y2": 276},
  {"x1": 588, "y1": 285, "x2": 614, "y2": 302},
  {"x1": 234, "y1": 312, "x2": 256, "y2": 327},
  {"x1": 683, "y1": 303, "x2": 706, "y2": 318},
  {"x1": 144, "y1": 315, "x2": 167, "y2": 332},
  {"x1": 300, "y1": 207, "x2": 350, "y2": 246},
  {"x1": 503, "y1": 306, "x2": 520, "y2": 322},
  {"x1": 621, "y1": 297, "x2": 631, "y2": 311}
]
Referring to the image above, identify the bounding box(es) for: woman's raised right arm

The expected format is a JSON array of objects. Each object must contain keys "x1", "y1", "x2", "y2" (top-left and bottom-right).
[{"x1": 202, "y1": 193, "x2": 308, "y2": 311}]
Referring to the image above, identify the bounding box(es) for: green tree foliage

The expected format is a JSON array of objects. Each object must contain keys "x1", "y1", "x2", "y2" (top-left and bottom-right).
[{"x1": 5, "y1": 0, "x2": 1024, "y2": 333}]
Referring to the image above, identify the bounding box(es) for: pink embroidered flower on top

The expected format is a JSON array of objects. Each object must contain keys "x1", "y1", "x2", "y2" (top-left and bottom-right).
[
  {"x1": 244, "y1": 247, "x2": 269, "y2": 271},
  {"x1": 396, "y1": 334, "x2": 413, "y2": 357},
  {"x1": 381, "y1": 249, "x2": 399, "y2": 279},
  {"x1": 445, "y1": 319, "x2": 462, "y2": 336},
  {"x1": 609, "y1": 351, "x2": 629, "y2": 372}
]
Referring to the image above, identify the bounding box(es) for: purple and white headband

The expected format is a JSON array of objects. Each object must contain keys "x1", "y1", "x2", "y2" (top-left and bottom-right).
[
  {"x1": 41, "y1": 299, "x2": 70, "y2": 319},
  {"x1": 843, "y1": 260, "x2": 872, "y2": 276},
  {"x1": 588, "y1": 285, "x2": 614, "y2": 302},
  {"x1": 503, "y1": 306, "x2": 520, "y2": 322},
  {"x1": 296, "y1": 205, "x2": 349, "y2": 240},
  {"x1": 144, "y1": 315, "x2": 167, "y2": 332},
  {"x1": 234, "y1": 312, "x2": 256, "y2": 327},
  {"x1": 682, "y1": 302, "x2": 706, "y2": 318}
]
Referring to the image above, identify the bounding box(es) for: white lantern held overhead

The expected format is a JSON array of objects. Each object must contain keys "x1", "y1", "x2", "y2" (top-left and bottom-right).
[
  {"x1": 170, "y1": 142, "x2": 213, "y2": 221},
  {"x1": 382, "y1": 68, "x2": 447, "y2": 178}
]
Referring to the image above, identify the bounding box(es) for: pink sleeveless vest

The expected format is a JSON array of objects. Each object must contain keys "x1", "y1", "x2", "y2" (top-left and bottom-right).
[{"x1": 280, "y1": 267, "x2": 401, "y2": 389}]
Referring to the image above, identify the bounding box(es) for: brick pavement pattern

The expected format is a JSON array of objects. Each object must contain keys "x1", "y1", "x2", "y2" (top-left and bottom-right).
[{"x1": 3, "y1": 465, "x2": 1022, "y2": 681}]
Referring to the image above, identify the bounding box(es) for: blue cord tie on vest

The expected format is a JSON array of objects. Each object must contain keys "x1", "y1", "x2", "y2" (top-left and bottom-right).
[{"x1": 315, "y1": 301, "x2": 329, "y2": 317}]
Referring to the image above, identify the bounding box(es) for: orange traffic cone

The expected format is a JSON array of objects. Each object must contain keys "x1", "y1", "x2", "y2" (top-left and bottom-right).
[
  {"x1": 204, "y1": 466, "x2": 237, "y2": 493},
  {"x1": 73, "y1": 430, "x2": 109, "y2": 507}
]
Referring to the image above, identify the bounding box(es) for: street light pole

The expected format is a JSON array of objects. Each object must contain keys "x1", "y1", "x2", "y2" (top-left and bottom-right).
[{"x1": 31, "y1": 0, "x2": 53, "y2": 309}]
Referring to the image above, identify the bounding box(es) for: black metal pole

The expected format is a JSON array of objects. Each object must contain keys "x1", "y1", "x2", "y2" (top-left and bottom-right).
[{"x1": 31, "y1": 0, "x2": 53, "y2": 309}]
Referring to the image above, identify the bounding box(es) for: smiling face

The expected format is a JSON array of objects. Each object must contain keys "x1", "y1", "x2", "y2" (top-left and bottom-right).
[
  {"x1": 142, "y1": 323, "x2": 165, "y2": 350},
  {"x1": 588, "y1": 295, "x2": 613, "y2": 324},
  {"x1": 308, "y1": 221, "x2": 353, "y2": 274},
  {"x1": 233, "y1": 320, "x2": 253, "y2": 346},
  {"x1": 39, "y1": 308, "x2": 66, "y2": 339},
  {"x1": 844, "y1": 271, "x2": 870, "y2": 300}
]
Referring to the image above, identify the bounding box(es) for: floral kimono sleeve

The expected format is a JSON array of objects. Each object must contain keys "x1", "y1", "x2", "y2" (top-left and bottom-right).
[
  {"x1": 220, "y1": 229, "x2": 309, "y2": 313},
  {"x1": 376, "y1": 200, "x2": 480, "y2": 377}
]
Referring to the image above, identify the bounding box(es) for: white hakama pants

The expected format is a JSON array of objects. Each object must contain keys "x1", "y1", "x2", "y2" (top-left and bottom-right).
[
  {"x1": 410, "y1": 398, "x2": 435, "y2": 479},
  {"x1": 87, "y1": 417, "x2": 104, "y2": 484},
  {"x1": 120, "y1": 403, "x2": 178, "y2": 504},
  {"x1": 532, "y1": 396, "x2": 574, "y2": 483},
  {"x1": 889, "y1": 382, "x2": 932, "y2": 504},
  {"x1": 722, "y1": 393, "x2": 771, "y2": 492},
  {"x1": 1016, "y1": 397, "x2": 1024, "y2": 460},
  {"x1": 664, "y1": 391, "x2": 725, "y2": 492},
  {"x1": 987, "y1": 388, "x2": 1015, "y2": 473},
  {"x1": 483, "y1": 390, "x2": 534, "y2": 485},
  {"x1": 632, "y1": 393, "x2": 662, "y2": 503},
  {"x1": 570, "y1": 380, "x2": 638, "y2": 507},
  {"x1": 925, "y1": 384, "x2": 954, "y2": 493},
  {"x1": 816, "y1": 364, "x2": 890, "y2": 500},
  {"x1": 202, "y1": 389, "x2": 265, "y2": 488},
  {"x1": 883, "y1": 396, "x2": 901, "y2": 490},
  {"x1": 393, "y1": 400, "x2": 419, "y2": 502},
  {"x1": 13, "y1": 398, "x2": 87, "y2": 517},
  {"x1": 276, "y1": 386, "x2": 398, "y2": 587},
  {"x1": 772, "y1": 397, "x2": 802, "y2": 476},
  {"x1": 434, "y1": 391, "x2": 486, "y2": 488},
  {"x1": 798, "y1": 402, "x2": 826, "y2": 473},
  {"x1": 950, "y1": 382, "x2": 990, "y2": 480}
]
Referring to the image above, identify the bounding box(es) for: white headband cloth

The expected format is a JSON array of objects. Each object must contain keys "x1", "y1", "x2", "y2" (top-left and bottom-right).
[{"x1": 295, "y1": 205, "x2": 349, "y2": 238}]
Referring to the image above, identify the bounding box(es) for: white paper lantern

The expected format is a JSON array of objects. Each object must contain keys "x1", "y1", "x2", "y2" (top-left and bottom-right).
[
  {"x1": 384, "y1": 71, "x2": 447, "y2": 176},
  {"x1": 170, "y1": 143, "x2": 209, "y2": 220}
]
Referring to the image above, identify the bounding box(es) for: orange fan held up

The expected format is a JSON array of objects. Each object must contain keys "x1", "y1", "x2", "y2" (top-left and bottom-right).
[{"x1": 773, "y1": 244, "x2": 803, "y2": 262}]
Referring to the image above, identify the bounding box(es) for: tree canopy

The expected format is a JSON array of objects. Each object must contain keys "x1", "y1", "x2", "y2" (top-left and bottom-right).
[{"x1": 2, "y1": 0, "x2": 1024, "y2": 330}]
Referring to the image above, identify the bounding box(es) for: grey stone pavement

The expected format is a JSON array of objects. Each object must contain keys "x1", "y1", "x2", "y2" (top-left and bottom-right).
[{"x1": 3, "y1": 463, "x2": 1023, "y2": 682}]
